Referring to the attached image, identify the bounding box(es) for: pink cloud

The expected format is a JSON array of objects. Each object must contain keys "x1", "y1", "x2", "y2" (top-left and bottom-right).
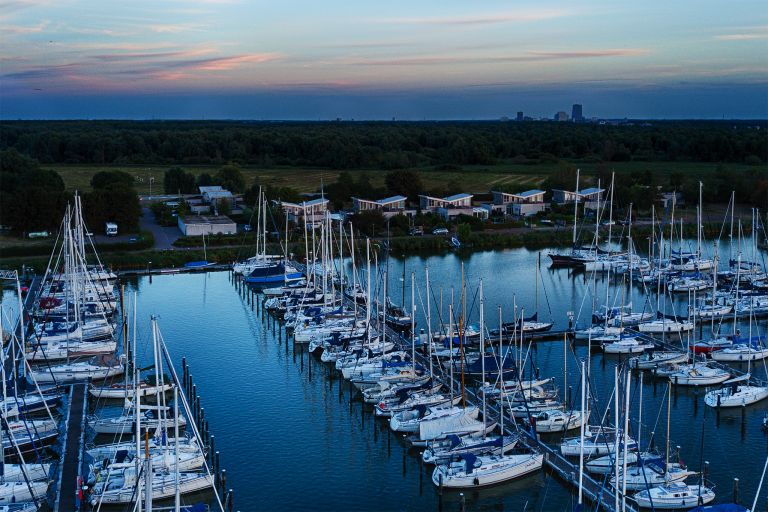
[{"x1": 376, "y1": 9, "x2": 570, "y2": 26}]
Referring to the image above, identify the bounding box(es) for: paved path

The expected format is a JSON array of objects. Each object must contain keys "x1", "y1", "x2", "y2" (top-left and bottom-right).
[{"x1": 139, "y1": 207, "x2": 180, "y2": 250}]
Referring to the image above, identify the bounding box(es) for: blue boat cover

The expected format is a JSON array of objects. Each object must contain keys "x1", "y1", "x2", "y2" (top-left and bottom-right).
[
  {"x1": 688, "y1": 505, "x2": 748, "y2": 512},
  {"x1": 446, "y1": 434, "x2": 463, "y2": 449},
  {"x1": 462, "y1": 453, "x2": 478, "y2": 474}
]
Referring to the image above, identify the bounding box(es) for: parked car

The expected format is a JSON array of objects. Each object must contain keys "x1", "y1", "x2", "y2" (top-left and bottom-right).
[
  {"x1": 432, "y1": 227, "x2": 449, "y2": 236},
  {"x1": 409, "y1": 226, "x2": 424, "y2": 236}
]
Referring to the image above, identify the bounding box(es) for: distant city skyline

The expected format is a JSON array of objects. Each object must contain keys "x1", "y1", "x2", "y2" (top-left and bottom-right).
[{"x1": 1, "y1": 1, "x2": 766, "y2": 119}]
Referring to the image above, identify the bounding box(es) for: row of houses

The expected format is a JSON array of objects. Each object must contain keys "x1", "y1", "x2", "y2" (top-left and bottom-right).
[
  {"x1": 177, "y1": 185, "x2": 611, "y2": 235},
  {"x1": 275, "y1": 187, "x2": 607, "y2": 225}
]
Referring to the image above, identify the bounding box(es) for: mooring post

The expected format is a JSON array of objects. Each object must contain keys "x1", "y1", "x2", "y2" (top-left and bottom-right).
[
  {"x1": 228, "y1": 489, "x2": 234, "y2": 512},
  {"x1": 733, "y1": 477, "x2": 739, "y2": 504},
  {"x1": 220, "y1": 468, "x2": 227, "y2": 494},
  {"x1": 215, "y1": 451, "x2": 221, "y2": 481},
  {"x1": 209, "y1": 435, "x2": 215, "y2": 461}
]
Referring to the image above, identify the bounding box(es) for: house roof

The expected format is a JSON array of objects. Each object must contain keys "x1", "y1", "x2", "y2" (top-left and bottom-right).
[
  {"x1": 204, "y1": 190, "x2": 233, "y2": 199},
  {"x1": 181, "y1": 215, "x2": 235, "y2": 225},
  {"x1": 303, "y1": 198, "x2": 329, "y2": 207},
  {"x1": 517, "y1": 189, "x2": 545, "y2": 197},
  {"x1": 444, "y1": 193, "x2": 473, "y2": 202},
  {"x1": 377, "y1": 195, "x2": 407, "y2": 204},
  {"x1": 199, "y1": 186, "x2": 224, "y2": 194},
  {"x1": 579, "y1": 187, "x2": 604, "y2": 196}
]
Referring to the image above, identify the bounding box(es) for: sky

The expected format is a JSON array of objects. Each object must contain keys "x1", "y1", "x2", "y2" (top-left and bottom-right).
[{"x1": 1, "y1": 0, "x2": 767, "y2": 119}]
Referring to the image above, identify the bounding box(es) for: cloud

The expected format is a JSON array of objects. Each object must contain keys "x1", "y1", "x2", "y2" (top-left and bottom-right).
[
  {"x1": 376, "y1": 9, "x2": 570, "y2": 26},
  {"x1": 714, "y1": 25, "x2": 768, "y2": 40},
  {"x1": 149, "y1": 23, "x2": 204, "y2": 34},
  {"x1": 348, "y1": 49, "x2": 648, "y2": 66},
  {"x1": 173, "y1": 53, "x2": 280, "y2": 71},
  {"x1": 1, "y1": 20, "x2": 48, "y2": 34},
  {"x1": 90, "y1": 49, "x2": 214, "y2": 62}
]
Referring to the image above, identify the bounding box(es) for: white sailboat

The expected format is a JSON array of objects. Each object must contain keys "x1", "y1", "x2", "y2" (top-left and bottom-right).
[{"x1": 632, "y1": 482, "x2": 715, "y2": 509}]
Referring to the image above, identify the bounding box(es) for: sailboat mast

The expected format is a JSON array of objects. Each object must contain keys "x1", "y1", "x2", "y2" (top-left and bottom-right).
[
  {"x1": 621, "y1": 370, "x2": 631, "y2": 511},
  {"x1": 665, "y1": 381, "x2": 672, "y2": 473},
  {"x1": 614, "y1": 367, "x2": 620, "y2": 512},
  {"x1": 448, "y1": 305, "x2": 454, "y2": 402},
  {"x1": 608, "y1": 172, "x2": 615, "y2": 248},
  {"x1": 480, "y1": 279, "x2": 486, "y2": 436},
  {"x1": 426, "y1": 267, "x2": 433, "y2": 378},
  {"x1": 572, "y1": 169, "x2": 580, "y2": 247},
  {"x1": 698, "y1": 181, "x2": 703, "y2": 259},
  {"x1": 366, "y1": 239, "x2": 371, "y2": 346},
  {"x1": 174, "y1": 384, "x2": 180, "y2": 512},
  {"x1": 411, "y1": 272, "x2": 416, "y2": 375},
  {"x1": 578, "y1": 359, "x2": 585, "y2": 506},
  {"x1": 460, "y1": 263, "x2": 466, "y2": 407}
]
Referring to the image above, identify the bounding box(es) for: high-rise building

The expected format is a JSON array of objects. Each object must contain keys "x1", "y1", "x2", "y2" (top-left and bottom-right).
[
  {"x1": 516, "y1": 111, "x2": 524, "y2": 122},
  {"x1": 572, "y1": 104, "x2": 583, "y2": 122},
  {"x1": 554, "y1": 111, "x2": 568, "y2": 122}
]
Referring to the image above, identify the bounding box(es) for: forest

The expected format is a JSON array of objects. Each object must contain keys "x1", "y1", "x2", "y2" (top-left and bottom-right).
[{"x1": 1, "y1": 120, "x2": 765, "y2": 169}]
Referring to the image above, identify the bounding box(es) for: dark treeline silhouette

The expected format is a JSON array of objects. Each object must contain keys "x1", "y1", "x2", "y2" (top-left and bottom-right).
[{"x1": 1, "y1": 120, "x2": 766, "y2": 168}]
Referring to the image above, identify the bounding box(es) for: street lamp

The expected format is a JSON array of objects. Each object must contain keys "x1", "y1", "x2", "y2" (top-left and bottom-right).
[{"x1": 148, "y1": 175, "x2": 155, "y2": 197}]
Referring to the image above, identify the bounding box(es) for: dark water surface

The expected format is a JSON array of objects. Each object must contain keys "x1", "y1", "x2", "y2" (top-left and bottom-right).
[
  {"x1": 116, "y1": 242, "x2": 768, "y2": 512},
  {"x1": 4, "y1": 239, "x2": 766, "y2": 511}
]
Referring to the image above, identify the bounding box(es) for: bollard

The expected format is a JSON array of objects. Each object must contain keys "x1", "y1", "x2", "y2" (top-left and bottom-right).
[
  {"x1": 460, "y1": 493, "x2": 465, "y2": 512},
  {"x1": 733, "y1": 477, "x2": 739, "y2": 504},
  {"x1": 210, "y1": 435, "x2": 215, "y2": 462},
  {"x1": 215, "y1": 451, "x2": 221, "y2": 481},
  {"x1": 228, "y1": 489, "x2": 234, "y2": 512},
  {"x1": 220, "y1": 469, "x2": 227, "y2": 494},
  {"x1": 200, "y1": 407, "x2": 206, "y2": 430}
]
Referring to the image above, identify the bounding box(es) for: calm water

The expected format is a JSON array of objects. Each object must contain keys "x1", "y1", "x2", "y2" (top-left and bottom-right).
[{"x1": 3, "y1": 240, "x2": 767, "y2": 511}]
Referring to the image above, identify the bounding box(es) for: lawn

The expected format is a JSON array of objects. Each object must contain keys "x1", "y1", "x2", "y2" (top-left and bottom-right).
[{"x1": 46, "y1": 161, "x2": 760, "y2": 195}]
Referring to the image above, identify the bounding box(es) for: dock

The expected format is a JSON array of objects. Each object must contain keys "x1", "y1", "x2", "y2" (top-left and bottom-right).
[
  {"x1": 235, "y1": 269, "x2": 634, "y2": 512},
  {"x1": 398, "y1": 328, "x2": 637, "y2": 512},
  {"x1": 54, "y1": 383, "x2": 88, "y2": 511}
]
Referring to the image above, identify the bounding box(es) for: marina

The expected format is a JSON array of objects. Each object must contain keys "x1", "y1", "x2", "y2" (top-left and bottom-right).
[{"x1": 2, "y1": 190, "x2": 768, "y2": 511}]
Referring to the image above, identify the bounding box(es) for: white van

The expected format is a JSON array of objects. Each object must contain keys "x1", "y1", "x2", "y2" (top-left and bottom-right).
[{"x1": 105, "y1": 222, "x2": 118, "y2": 236}]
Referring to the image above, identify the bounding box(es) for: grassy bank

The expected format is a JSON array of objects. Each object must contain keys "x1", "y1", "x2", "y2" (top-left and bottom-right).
[{"x1": 45, "y1": 161, "x2": 761, "y2": 195}]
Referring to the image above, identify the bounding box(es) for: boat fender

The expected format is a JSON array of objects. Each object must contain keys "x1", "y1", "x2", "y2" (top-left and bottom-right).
[{"x1": 473, "y1": 477, "x2": 479, "y2": 486}]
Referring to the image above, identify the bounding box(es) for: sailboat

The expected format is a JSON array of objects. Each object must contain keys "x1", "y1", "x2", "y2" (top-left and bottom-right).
[
  {"x1": 239, "y1": 188, "x2": 303, "y2": 284},
  {"x1": 503, "y1": 254, "x2": 553, "y2": 333},
  {"x1": 632, "y1": 481, "x2": 715, "y2": 509},
  {"x1": 431, "y1": 451, "x2": 544, "y2": 488},
  {"x1": 704, "y1": 374, "x2": 768, "y2": 407}
]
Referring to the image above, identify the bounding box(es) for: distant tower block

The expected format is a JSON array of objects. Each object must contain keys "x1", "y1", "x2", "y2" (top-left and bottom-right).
[
  {"x1": 572, "y1": 104, "x2": 583, "y2": 122},
  {"x1": 516, "y1": 111, "x2": 524, "y2": 122},
  {"x1": 554, "y1": 111, "x2": 568, "y2": 122}
]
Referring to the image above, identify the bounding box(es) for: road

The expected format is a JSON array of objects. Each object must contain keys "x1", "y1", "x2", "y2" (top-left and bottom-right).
[{"x1": 139, "y1": 207, "x2": 180, "y2": 250}]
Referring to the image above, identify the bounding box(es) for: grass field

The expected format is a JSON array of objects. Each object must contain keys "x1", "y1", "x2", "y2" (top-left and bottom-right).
[{"x1": 45, "y1": 161, "x2": 761, "y2": 195}]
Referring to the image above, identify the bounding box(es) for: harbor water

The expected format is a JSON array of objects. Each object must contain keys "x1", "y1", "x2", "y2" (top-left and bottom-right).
[{"x1": 107, "y1": 242, "x2": 768, "y2": 511}]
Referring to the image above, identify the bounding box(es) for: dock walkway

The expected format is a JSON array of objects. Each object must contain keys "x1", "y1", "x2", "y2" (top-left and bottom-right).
[
  {"x1": 55, "y1": 383, "x2": 88, "y2": 511},
  {"x1": 335, "y1": 292, "x2": 634, "y2": 512}
]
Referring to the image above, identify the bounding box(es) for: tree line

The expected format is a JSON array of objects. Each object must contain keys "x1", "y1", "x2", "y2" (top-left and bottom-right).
[
  {"x1": 1, "y1": 120, "x2": 765, "y2": 169},
  {"x1": 1, "y1": 149, "x2": 140, "y2": 234}
]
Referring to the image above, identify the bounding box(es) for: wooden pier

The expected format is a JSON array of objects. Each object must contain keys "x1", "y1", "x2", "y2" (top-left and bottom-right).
[{"x1": 54, "y1": 383, "x2": 88, "y2": 511}]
